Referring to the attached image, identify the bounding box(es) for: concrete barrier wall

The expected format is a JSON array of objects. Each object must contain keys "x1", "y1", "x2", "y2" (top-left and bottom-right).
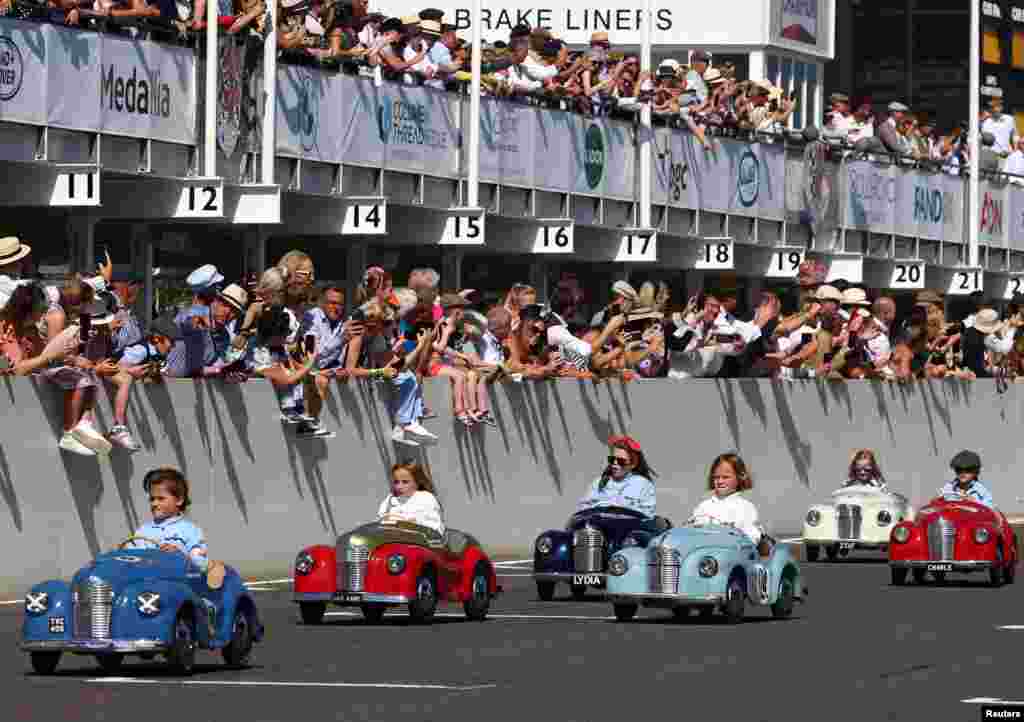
[{"x1": 1, "y1": 376, "x2": 1021, "y2": 596}]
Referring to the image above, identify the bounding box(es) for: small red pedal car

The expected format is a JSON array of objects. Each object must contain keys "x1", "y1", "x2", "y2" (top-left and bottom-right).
[
  {"x1": 888, "y1": 495, "x2": 1018, "y2": 586},
  {"x1": 293, "y1": 520, "x2": 500, "y2": 624}
]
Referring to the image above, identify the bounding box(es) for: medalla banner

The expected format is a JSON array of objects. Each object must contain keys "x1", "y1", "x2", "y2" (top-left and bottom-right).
[
  {"x1": 475, "y1": 96, "x2": 534, "y2": 187},
  {"x1": 843, "y1": 160, "x2": 895, "y2": 233},
  {"x1": 893, "y1": 169, "x2": 962, "y2": 241},
  {"x1": 0, "y1": 18, "x2": 48, "y2": 126}
]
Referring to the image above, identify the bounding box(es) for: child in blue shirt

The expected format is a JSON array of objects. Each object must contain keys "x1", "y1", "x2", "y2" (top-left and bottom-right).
[
  {"x1": 129, "y1": 467, "x2": 226, "y2": 589},
  {"x1": 939, "y1": 450, "x2": 995, "y2": 509}
]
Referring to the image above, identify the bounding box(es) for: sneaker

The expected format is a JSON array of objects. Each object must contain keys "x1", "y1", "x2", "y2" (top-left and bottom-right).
[
  {"x1": 391, "y1": 426, "x2": 420, "y2": 447},
  {"x1": 280, "y1": 411, "x2": 304, "y2": 424},
  {"x1": 403, "y1": 422, "x2": 438, "y2": 443},
  {"x1": 59, "y1": 432, "x2": 96, "y2": 456},
  {"x1": 71, "y1": 419, "x2": 112, "y2": 456},
  {"x1": 295, "y1": 421, "x2": 335, "y2": 439},
  {"x1": 108, "y1": 425, "x2": 141, "y2": 452}
]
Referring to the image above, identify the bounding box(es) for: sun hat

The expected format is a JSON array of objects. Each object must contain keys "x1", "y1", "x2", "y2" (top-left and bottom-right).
[
  {"x1": 590, "y1": 31, "x2": 609, "y2": 45},
  {"x1": 626, "y1": 307, "x2": 664, "y2": 322},
  {"x1": 973, "y1": 308, "x2": 1003, "y2": 335},
  {"x1": 439, "y1": 293, "x2": 467, "y2": 310},
  {"x1": 830, "y1": 92, "x2": 849, "y2": 104},
  {"x1": 813, "y1": 285, "x2": 842, "y2": 302},
  {"x1": 419, "y1": 18, "x2": 441, "y2": 35},
  {"x1": 914, "y1": 289, "x2": 943, "y2": 306},
  {"x1": 611, "y1": 280, "x2": 638, "y2": 303},
  {"x1": 703, "y1": 68, "x2": 724, "y2": 84},
  {"x1": 0, "y1": 236, "x2": 31, "y2": 266},
  {"x1": 217, "y1": 284, "x2": 248, "y2": 314},
  {"x1": 840, "y1": 287, "x2": 871, "y2": 307},
  {"x1": 186, "y1": 264, "x2": 224, "y2": 292},
  {"x1": 888, "y1": 101, "x2": 909, "y2": 112}
]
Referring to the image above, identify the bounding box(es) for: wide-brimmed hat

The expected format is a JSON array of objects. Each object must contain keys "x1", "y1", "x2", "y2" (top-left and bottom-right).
[
  {"x1": 400, "y1": 15, "x2": 420, "y2": 26},
  {"x1": 626, "y1": 307, "x2": 663, "y2": 323},
  {"x1": 439, "y1": 293, "x2": 467, "y2": 310},
  {"x1": 703, "y1": 68, "x2": 724, "y2": 84},
  {"x1": 973, "y1": 308, "x2": 1003, "y2": 334},
  {"x1": 915, "y1": 289, "x2": 943, "y2": 306},
  {"x1": 814, "y1": 285, "x2": 842, "y2": 302},
  {"x1": 590, "y1": 31, "x2": 609, "y2": 45},
  {"x1": 840, "y1": 287, "x2": 870, "y2": 307},
  {"x1": 419, "y1": 18, "x2": 441, "y2": 35},
  {"x1": 218, "y1": 284, "x2": 248, "y2": 314},
  {"x1": 611, "y1": 280, "x2": 638, "y2": 302},
  {"x1": 0, "y1": 236, "x2": 31, "y2": 266},
  {"x1": 830, "y1": 92, "x2": 849, "y2": 104},
  {"x1": 888, "y1": 101, "x2": 909, "y2": 112}
]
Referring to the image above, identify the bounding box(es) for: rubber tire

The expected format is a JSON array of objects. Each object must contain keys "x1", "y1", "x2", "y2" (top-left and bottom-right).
[
  {"x1": 698, "y1": 605, "x2": 715, "y2": 620},
  {"x1": 408, "y1": 571, "x2": 438, "y2": 624},
  {"x1": 671, "y1": 606, "x2": 691, "y2": 621},
  {"x1": 613, "y1": 603, "x2": 638, "y2": 622},
  {"x1": 361, "y1": 603, "x2": 386, "y2": 624},
  {"x1": 932, "y1": 571, "x2": 947, "y2": 585},
  {"x1": 463, "y1": 563, "x2": 491, "y2": 621},
  {"x1": 536, "y1": 581, "x2": 555, "y2": 601},
  {"x1": 991, "y1": 546, "x2": 1005, "y2": 587},
  {"x1": 891, "y1": 567, "x2": 908, "y2": 586},
  {"x1": 30, "y1": 651, "x2": 61, "y2": 675},
  {"x1": 824, "y1": 544, "x2": 840, "y2": 562},
  {"x1": 222, "y1": 608, "x2": 254, "y2": 669},
  {"x1": 570, "y1": 584, "x2": 587, "y2": 601},
  {"x1": 299, "y1": 601, "x2": 326, "y2": 625},
  {"x1": 805, "y1": 545, "x2": 820, "y2": 562},
  {"x1": 96, "y1": 654, "x2": 124, "y2": 674},
  {"x1": 167, "y1": 609, "x2": 196, "y2": 676},
  {"x1": 1006, "y1": 560, "x2": 1017, "y2": 585},
  {"x1": 912, "y1": 567, "x2": 927, "y2": 585},
  {"x1": 771, "y1": 575, "x2": 795, "y2": 619},
  {"x1": 723, "y1": 576, "x2": 745, "y2": 625}
]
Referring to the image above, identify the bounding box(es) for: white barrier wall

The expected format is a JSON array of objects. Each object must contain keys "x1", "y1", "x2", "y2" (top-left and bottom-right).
[{"x1": 0, "y1": 377, "x2": 1021, "y2": 596}]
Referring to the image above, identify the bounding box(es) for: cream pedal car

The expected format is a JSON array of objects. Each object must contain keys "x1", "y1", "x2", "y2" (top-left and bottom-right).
[{"x1": 803, "y1": 484, "x2": 914, "y2": 562}]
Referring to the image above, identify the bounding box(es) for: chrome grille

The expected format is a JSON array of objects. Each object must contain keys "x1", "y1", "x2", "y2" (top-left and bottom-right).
[
  {"x1": 72, "y1": 580, "x2": 113, "y2": 640},
  {"x1": 338, "y1": 544, "x2": 370, "y2": 591},
  {"x1": 836, "y1": 504, "x2": 862, "y2": 540},
  {"x1": 748, "y1": 565, "x2": 770, "y2": 604},
  {"x1": 928, "y1": 517, "x2": 956, "y2": 560},
  {"x1": 572, "y1": 526, "x2": 604, "y2": 573},
  {"x1": 649, "y1": 547, "x2": 681, "y2": 594}
]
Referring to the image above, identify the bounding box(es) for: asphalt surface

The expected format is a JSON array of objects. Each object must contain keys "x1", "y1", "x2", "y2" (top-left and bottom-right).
[{"x1": 4, "y1": 552, "x2": 1023, "y2": 722}]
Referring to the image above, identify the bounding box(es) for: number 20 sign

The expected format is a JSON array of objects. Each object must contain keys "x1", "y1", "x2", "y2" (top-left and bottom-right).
[{"x1": 889, "y1": 261, "x2": 925, "y2": 290}]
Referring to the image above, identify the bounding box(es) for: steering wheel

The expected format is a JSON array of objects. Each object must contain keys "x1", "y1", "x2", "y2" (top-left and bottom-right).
[
  {"x1": 116, "y1": 535, "x2": 186, "y2": 556},
  {"x1": 574, "y1": 506, "x2": 647, "y2": 519}
]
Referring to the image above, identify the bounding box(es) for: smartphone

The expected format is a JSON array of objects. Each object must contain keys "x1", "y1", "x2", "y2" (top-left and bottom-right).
[{"x1": 304, "y1": 334, "x2": 316, "y2": 355}]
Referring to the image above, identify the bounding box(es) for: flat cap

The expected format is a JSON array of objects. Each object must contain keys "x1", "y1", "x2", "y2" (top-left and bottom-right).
[{"x1": 888, "y1": 101, "x2": 909, "y2": 112}]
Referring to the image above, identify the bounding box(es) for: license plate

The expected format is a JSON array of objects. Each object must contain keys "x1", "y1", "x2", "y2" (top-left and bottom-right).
[
  {"x1": 573, "y1": 574, "x2": 599, "y2": 585},
  {"x1": 839, "y1": 542, "x2": 856, "y2": 552},
  {"x1": 339, "y1": 593, "x2": 363, "y2": 602},
  {"x1": 48, "y1": 616, "x2": 65, "y2": 634},
  {"x1": 926, "y1": 563, "x2": 953, "y2": 572}
]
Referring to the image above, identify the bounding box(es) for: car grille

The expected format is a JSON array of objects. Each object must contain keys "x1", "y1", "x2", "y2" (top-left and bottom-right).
[
  {"x1": 748, "y1": 565, "x2": 770, "y2": 604},
  {"x1": 338, "y1": 544, "x2": 370, "y2": 591},
  {"x1": 836, "y1": 504, "x2": 862, "y2": 540},
  {"x1": 72, "y1": 579, "x2": 113, "y2": 640},
  {"x1": 573, "y1": 526, "x2": 604, "y2": 573},
  {"x1": 928, "y1": 517, "x2": 956, "y2": 560},
  {"x1": 649, "y1": 547, "x2": 681, "y2": 594}
]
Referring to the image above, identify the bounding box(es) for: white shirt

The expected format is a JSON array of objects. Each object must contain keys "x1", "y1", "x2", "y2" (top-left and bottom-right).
[
  {"x1": 1006, "y1": 149, "x2": 1024, "y2": 184},
  {"x1": 690, "y1": 493, "x2": 762, "y2": 544},
  {"x1": 982, "y1": 114, "x2": 1016, "y2": 155},
  {"x1": 0, "y1": 275, "x2": 29, "y2": 311},
  {"x1": 377, "y1": 491, "x2": 445, "y2": 535},
  {"x1": 403, "y1": 40, "x2": 437, "y2": 85}
]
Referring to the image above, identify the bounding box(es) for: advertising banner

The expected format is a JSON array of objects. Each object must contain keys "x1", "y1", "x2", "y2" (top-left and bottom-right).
[
  {"x1": 893, "y1": 169, "x2": 963, "y2": 241},
  {"x1": 1008, "y1": 183, "x2": 1024, "y2": 251},
  {"x1": 476, "y1": 96, "x2": 535, "y2": 187},
  {"x1": 979, "y1": 180, "x2": 1008, "y2": 247},
  {"x1": 843, "y1": 160, "x2": 895, "y2": 233},
  {"x1": 780, "y1": 0, "x2": 818, "y2": 45},
  {"x1": 532, "y1": 110, "x2": 635, "y2": 198},
  {"x1": 0, "y1": 19, "x2": 196, "y2": 144}
]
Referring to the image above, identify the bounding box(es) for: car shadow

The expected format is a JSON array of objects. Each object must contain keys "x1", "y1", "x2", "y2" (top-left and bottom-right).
[
  {"x1": 36, "y1": 662, "x2": 266, "y2": 678},
  {"x1": 888, "y1": 580, "x2": 1007, "y2": 590},
  {"x1": 617, "y1": 615, "x2": 802, "y2": 626},
  {"x1": 298, "y1": 617, "x2": 467, "y2": 628},
  {"x1": 804, "y1": 558, "x2": 889, "y2": 566}
]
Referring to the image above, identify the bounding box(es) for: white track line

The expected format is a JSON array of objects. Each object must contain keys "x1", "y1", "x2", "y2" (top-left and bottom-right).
[
  {"x1": 85, "y1": 678, "x2": 495, "y2": 691},
  {"x1": 493, "y1": 559, "x2": 533, "y2": 566},
  {"x1": 962, "y1": 698, "x2": 1024, "y2": 704},
  {"x1": 779, "y1": 538, "x2": 803, "y2": 544},
  {"x1": 326, "y1": 611, "x2": 614, "y2": 621},
  {"x1": 996, "y1": 625, "x2": 1024, "y2": 630}
]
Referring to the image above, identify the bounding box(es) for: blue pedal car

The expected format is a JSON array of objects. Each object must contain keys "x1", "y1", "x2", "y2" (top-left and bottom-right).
[
  {"x1": 605, "y1": 524, "x2": 807, "y2": 623},
  {"x1": 20, "y1": 535, "x2": 264, "y2": 675}
]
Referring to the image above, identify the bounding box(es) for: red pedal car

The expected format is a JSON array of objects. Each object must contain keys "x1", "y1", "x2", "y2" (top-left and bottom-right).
[
  {"x1": 888, "y1": 495, "x2": 1018, "y2": 586},
  {"x1": 293, "y1": 520, "x2": 500, "y2": 624}
]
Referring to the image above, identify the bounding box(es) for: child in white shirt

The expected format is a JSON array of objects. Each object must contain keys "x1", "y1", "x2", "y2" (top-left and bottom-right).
[
  {"x1": 689, "y1": 453, "x2": 762, "y2": 544},
  {"x1": 377, "y1": 462, "x2": 445, "y2": 535}
]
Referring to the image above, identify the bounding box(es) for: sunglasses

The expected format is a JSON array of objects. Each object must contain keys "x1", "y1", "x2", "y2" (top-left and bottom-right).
[{"x1": 607, "y1": 456, "x2": 631, "y2": 466}]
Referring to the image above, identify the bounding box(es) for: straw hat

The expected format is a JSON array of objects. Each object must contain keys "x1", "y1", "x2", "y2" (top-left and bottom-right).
[
  {"x1": 0, "y1": 236, "x2": 31, "y2": 266},
  {"x1": 814, "y1": 285, "x2": 843, "y2": 302},
  {"x1": 703, "y1": 68, "x2": 725, "y2": 84},
  {"x1": 840, "y1": 287, "x2": 871, "y2": 307},
  {"x1": 218, "y1": 284, "x2": 248, "y2": 314},
  {"x1": 590, "y1": 31, "x2": 609, "y2": 45},
  {"x1": 419, "y1": 19, "x2": 441, "y2": 35},
  {"x1": 974, "y1": 308, "x2": 1003, "y2": 335}
]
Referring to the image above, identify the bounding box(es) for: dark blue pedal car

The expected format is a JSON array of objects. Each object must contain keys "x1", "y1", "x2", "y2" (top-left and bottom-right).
[
  {"x1": 21, "y1": 535, "x2": 264, "y2": 676},
  {"x1": 532, "y1": 507, "x2": 672, "y2": 601}
]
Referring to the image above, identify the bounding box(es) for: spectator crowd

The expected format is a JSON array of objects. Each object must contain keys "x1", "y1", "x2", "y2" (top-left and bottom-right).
[{"x1": 2, "y1": 234, "x2": 1023, "y2": 459}]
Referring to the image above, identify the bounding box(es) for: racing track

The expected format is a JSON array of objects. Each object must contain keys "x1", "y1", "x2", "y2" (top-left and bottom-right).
[{"x1": 3, "y1": 553, "x2": 1023, "y2": 722}]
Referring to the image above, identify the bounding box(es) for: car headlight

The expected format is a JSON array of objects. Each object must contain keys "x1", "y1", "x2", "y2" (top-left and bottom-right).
[
  {"x1": 386, "y1": 554, "x2": 406, "y2": 575},
  {"x1": 535, "y1": 536, "x2": 553, "y2": 555},
  {"x1": 892, "y1": 526, "x2": 911, "y2": 544},
  {"x1": 136, "y1": 591, "x2": 160, "y2": 616},
  {"x1": 621, "y1": 535, "x2": 639, "y2": 548},
  {"x1": 805, "y1": 510, "x2": 821, "y2": 526},
  {"x1": 698, "y1": 556, "x2": 719, "y2": 578},
  {"x1": 974, "y1": 527, "x2": 992, "y2": 544},
  {"x1": 608, "y1": 554, "x2": 629, "y2": 576},
  {"x1": 877, "y1": 510, "x2": 892, "y2": 527},
  {"x1": 295, "y1": 551, "x2": 315, "y2": 575},
  {"x1": 24, "y1": 591, "x2": 48, "y2": 615}
]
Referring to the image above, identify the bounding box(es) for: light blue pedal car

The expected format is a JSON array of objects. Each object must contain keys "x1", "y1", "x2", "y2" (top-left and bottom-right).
[{"x1": 605, "y1": 524, "x2": 807, "y2": 623}]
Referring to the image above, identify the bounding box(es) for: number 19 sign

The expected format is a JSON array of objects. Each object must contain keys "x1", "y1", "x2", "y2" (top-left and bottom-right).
[{"x1": 766, "y1": 249, "x2": 804, "y2": 278}]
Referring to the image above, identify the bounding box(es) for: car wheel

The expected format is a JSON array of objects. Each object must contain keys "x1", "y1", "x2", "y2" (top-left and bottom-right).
[
  {"x1": 890, "y1": 567, "x2": 907, "y2": 586},
  {"x1": 723, "y1": 576, "x2": 745, "y2": 624},
  {"x1": 912, "y1": 568, "x2": 927, "y2": 585},
  {"x1": 463, "y1": 563, "x2": 491, "y2": 622},
  {"x1": 30, "y1": 652, "x2": 61, "y2": 676},
  {"x1": 825, "y1": 544, "x2": 840, "y2": 562},
  {"x1": 805, "y1": 545, "x2": 820, "y2": 563},
  {"x1": 299, "y1": 601, "x2": 326, "y2": 625},
  {"x1": 613, "y1": 603, "x2": 638, "y2": 622},
  {"x1": 1005, "y1": 560, "x2": 1017, "y2": 585},
  {"x1": 671, "y1": 606, "x2": 691, "y2": 621},
  {"x1": 932, "y1": 571, "x2": 947, "y2": 585},
  {"x1": 771, "y1": 575, "x2": 795, "y2": 619},
  {"x1": 96, "y1": 654, "x2": 124, "y2": 674},
  {"x1": 698, "y1": 605, "x2": 715, "y2": 620},
  {"x1": 570, "y1": 584, "x2": 587, "y2": 601},
  {"x1": 222, "y1": 608, "x2": 254, "y2": 669},
  {"x1": 990, "y1": 546, "x2": 1006, "y2": 587},
  {"x1": 167, "y1": 609, "x2": 196, "y2": 676},
  {"x1": 361, "y1": 603, "x2": 386, "y2": 624},
  {"x1": 408, "y1": 571, "x2": 438, "y2": 624},
  {"x1": 536, "y1": 581, "x2": 555, "y2": 601}
]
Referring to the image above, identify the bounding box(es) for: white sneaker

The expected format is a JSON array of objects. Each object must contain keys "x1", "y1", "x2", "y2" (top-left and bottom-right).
[
  {"x1": 71, "y1": 419, "x2": 112, "y2": 456},
  {"x1": 59, "y1": 432, "x2": 96, "y2": 456},
  {"x1": 391, "y1": 426, "x2": 420, "y2": 447},
  {"x1": 403, "y1": 423, "x2": 438, "y2": 443}
]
